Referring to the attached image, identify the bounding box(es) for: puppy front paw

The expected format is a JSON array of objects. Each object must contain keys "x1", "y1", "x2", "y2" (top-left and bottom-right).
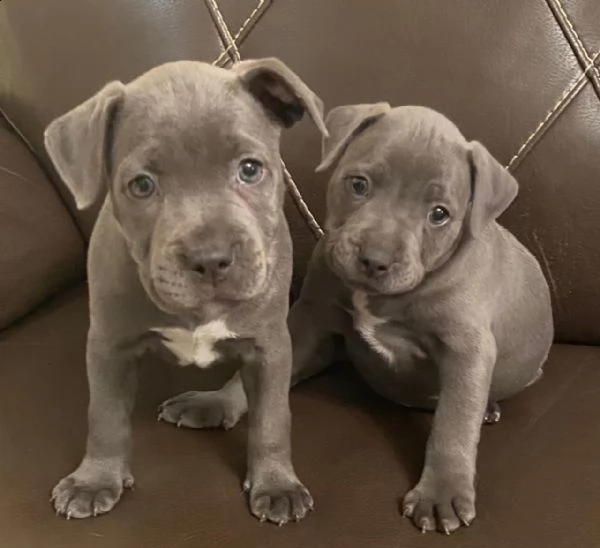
[
  {"x1": 51, "y1": 468, "x2": 133, "y2": 519},
  {"x1": 158, "y1": 390, "x2": 243, "y2": 429},
  {"x1": 245, "y1": 476, "x2": 314, "y2": 525},
  {"x1": 402, "y1": 475, "x2": 475, "y2": 534}
]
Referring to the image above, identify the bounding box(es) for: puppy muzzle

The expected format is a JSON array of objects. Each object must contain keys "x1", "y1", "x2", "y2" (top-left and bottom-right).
[
  {"x1": 328, "y1": 232, "x2": 423, "y2": 295},
  {"x1": 150, "y1": 225, "x2": 268, "y2": 309}
]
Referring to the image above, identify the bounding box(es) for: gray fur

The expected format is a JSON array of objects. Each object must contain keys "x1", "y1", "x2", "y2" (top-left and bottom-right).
[
  {"x1": 44, "y1": 58, "x2": 326, "y2": 524},
  {"x1": 177, "y1": 105, "x2": 553, "y2": 534}
]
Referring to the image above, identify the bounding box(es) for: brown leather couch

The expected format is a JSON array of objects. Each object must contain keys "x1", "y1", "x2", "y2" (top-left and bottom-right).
[{"x1": 1, "y1": 1, "x2": 599, "y2": 546}]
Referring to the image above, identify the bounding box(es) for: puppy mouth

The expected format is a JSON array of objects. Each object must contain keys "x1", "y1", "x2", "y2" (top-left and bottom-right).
[
  {"x1": 327, "y1": 237, "x2": 423, "y2": 296},
  {"x1": 341, "y1": 266, "x2": 422, "y2": 296},
  {"x1": 149, "y1": 248, "x2": 268, "y2": 310}
]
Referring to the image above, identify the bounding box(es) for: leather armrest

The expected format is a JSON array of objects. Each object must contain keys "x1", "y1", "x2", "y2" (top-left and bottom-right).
[{"x1": 0, "y1": 116, "x2": 85, "y2": 330}]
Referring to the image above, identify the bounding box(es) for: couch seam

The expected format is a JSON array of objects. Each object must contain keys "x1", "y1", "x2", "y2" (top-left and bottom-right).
[
  {"x1": 0, "y1": 109, "x2": 88, "y2": 244},
  {"x1": 212, "y1": 0, "x2": 269, "y2": 67},
  {"x1": 204, "y1": 0, "x2": 324, "y2": 238},
  {"x1": 205, "y1": 0, "x2": 240, "y2": 64},
  {"x1": 0, "y1": 163, "x2": 39, "y2": 186},
  {"x1": 506, "y1": 52, "x2": 599, "y2": 171},
  {"x1": 545, "y1": 0, "x2": 600, "y2": 98},
  {"x1": 0, "y1": 105, "x2": 36, "y2": 153}
]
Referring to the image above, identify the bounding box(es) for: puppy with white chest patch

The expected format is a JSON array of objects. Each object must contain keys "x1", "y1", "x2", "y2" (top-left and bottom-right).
[
  {"x1": 183, "y1": 103, "x2": 553, "y2": 534},
  {"x1": 307, "y1": 103, "x2": 554, "y2": 533},
  {"x1": 44, "y1": 58, "x2": 327, "y2": 524}
]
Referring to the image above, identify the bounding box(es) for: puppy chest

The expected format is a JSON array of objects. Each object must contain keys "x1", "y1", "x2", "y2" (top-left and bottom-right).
[
  {"x1": 350, "y1": 291, "x2": 428, "y2": 364},
  {"x1": 152, "y1": 320, "x2": 238, "y2": 368}
]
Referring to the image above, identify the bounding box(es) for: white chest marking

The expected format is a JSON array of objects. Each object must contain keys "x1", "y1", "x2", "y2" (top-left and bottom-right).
[
  {"x1": 351, "y1": 291, "x2": 395, "y2": 364},
  {"x1": 151, "y1": 320, "x2": 237, "y2": 368}
]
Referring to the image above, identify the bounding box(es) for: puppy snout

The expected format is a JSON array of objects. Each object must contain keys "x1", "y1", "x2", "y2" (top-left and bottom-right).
[
  {"x1": 191, "y1": 246, "x2": 234, "y2": 275},
  {"x1": 358, "y1": 247, "x2": 395, "y2": 278},
  {"x1": 183, "y1": 238, "x2": 236, "y2": 281}
]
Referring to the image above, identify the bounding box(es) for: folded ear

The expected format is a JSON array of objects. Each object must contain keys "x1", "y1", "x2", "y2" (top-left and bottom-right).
[
  {"x1": 44, "y1": 81, "x2": 125, "y2": 210},
  {"x1": 316, "y1": 102, "x2": 391, "y2": 172},
  {"x1": 232, "y1": 57, "x2": 327, "y2": 137},
  {"x1": 468, "y1": 141, "x2": 519, "y2": 237}
]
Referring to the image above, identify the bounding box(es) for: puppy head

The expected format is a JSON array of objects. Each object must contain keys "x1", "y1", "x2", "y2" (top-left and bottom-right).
[
  {"x1": 318, "y1": 104, "x2": 518, "y2": 295},
  {"x1": 45, "y1": 59, "x2": 326, "y2": 313}
]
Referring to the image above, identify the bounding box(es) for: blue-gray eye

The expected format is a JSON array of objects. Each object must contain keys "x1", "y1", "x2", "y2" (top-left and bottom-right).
[
  {"x1": 128, "y1": 175, "x2": 156, "y2": 199},
  {"x1": 428, "y1": 205, "x2": 450, "y2": 225},
  {"x1": 238, "y1": 159, "x2": 264, "y2": 184},
  {"x1": 349, "y1": 176, "x2": 369, "y2": 196}
]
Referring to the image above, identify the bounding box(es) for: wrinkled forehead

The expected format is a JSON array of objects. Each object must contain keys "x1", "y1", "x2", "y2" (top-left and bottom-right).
[
  {"x1": 345, "y1": 114, "x2": 471, "y2": 196},
  {"x1": 113, "y1": 64, "x2": 279, "y2": 169}
]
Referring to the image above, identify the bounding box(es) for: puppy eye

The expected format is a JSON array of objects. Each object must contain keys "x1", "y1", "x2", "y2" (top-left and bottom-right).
[
  {"x1": 128, "y1": 175, "x2": 156, "y2": 199},
  {"x1": 428, "y1": 205, "x2": 451, "y2": 226},
  {"x1": 348, "y1": 176, "x2": 370, "y2": 197},
  {"x1": 238, "y1": 159, "x2": 264, "y2": 185}
]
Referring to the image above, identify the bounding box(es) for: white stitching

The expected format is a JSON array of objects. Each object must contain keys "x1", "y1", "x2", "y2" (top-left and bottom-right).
[
  {"x1": 206, "y1": 0, "x2": 241, "y2": 62},
  {"x1": 0, "y1": 164, "x2": 37, "y2": 186},
  {"x1": 281, "y1": 164, "x2": 324, "y2": 238},
  {"x1": 506, "y1": 52, "x2": 600, "y2": 170},
  {"x1": 552, "y1": 0, "x2": 600, "y2": 83},
  {"x1": 212, "y1": 0, "x2": 267, "y2": 67}
]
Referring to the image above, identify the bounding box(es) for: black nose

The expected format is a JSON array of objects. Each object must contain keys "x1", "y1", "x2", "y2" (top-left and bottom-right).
[
  {"x1": 188, "y1": 244, "x2": 235, "y2": 278},
  {"x1": 358, "y1": 249, "x2": 393, "y2": 277}
]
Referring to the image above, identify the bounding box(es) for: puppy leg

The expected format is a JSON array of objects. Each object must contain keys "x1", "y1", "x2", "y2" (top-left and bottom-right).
[
  {"x1": 243, "y1": 325, "x2": 313, "y2": 525},
  {"x1": 402, "y1": 331, "x2": 495, "y2": 534},
  {"x1": 52, "y1": 337, "x2": 137, "y2": 519},
  {"x1": 158, "y1": 299, "x2": 338, "y2": 430},
  {"x1": 290, "y1": 298, "x2": 339, "y2": 384}
]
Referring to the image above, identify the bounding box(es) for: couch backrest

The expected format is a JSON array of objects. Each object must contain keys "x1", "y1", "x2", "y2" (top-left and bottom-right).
[{"x1": 1, "y1": 0, "x2": 599, "y2": 342}]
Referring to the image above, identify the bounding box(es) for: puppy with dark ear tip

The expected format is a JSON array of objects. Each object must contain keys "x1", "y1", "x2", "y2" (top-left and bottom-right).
[
  {"x1": 44, "y1": 58, "x2": 326, "y2": 524},
  {"x1": 191, "y1": 103, "x2": 554, "y2": 534}
]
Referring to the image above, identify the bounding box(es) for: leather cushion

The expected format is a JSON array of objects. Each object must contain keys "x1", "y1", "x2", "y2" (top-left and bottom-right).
[{"x1": 0, "y1": 287, "x2": 598, "y2": 547}]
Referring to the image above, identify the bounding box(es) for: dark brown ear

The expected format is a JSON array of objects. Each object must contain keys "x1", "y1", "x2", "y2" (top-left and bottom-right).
[
  {"x1": 44, "y1": 81, "x2": 125, "y2": 210},
  {"x1": 468, "y1": 141, "x2": 519, "y2": 237},
  {"x1": 232, "y1": 57, "x2": 327, "y2": 137},
  {"x1": 316, "y1": 102, "x2": 391, "y2": 172}
]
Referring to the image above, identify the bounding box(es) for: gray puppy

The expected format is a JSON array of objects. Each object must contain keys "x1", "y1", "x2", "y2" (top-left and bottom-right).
[
  {"x1": 169, "y1": 103, "x2": 553, "y2": 534},
  {"x1": 44, "y1": 58, "x2": 327, "y2": 524}
]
